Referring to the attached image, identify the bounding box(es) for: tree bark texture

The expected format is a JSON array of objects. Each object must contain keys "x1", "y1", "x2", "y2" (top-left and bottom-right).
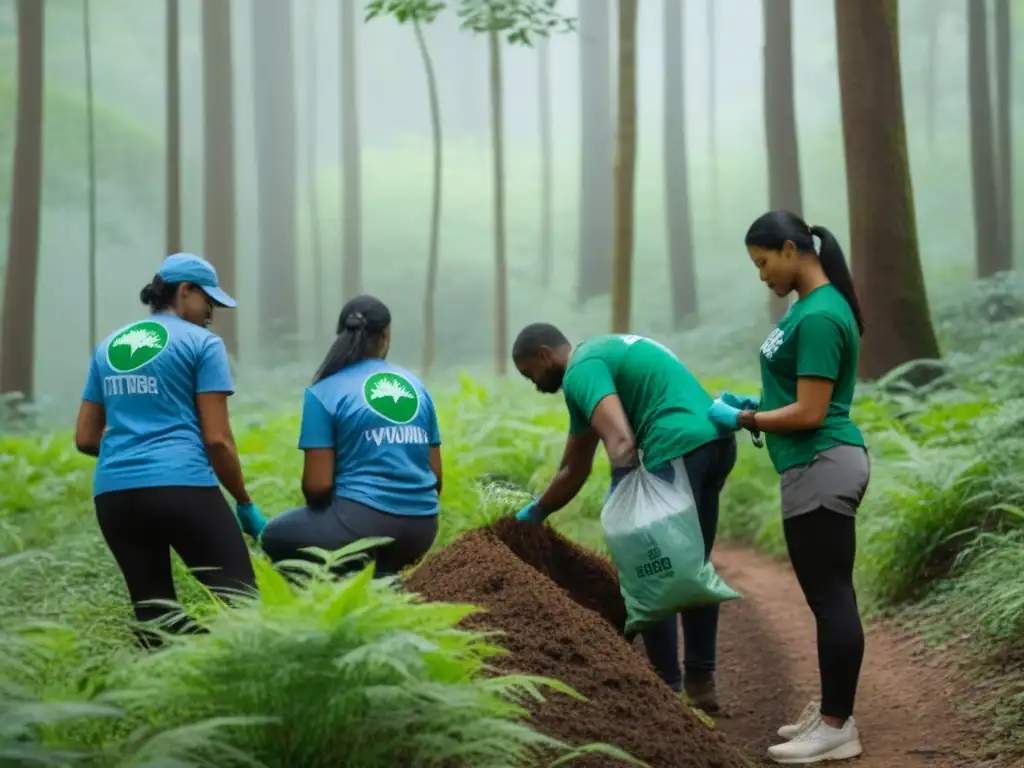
[
  {"x1": 611, "y1": 0, "x2": 638, "y2": 334},
  {"x1": 488, "y1": 31, "x2": 509, "y2": 375}
]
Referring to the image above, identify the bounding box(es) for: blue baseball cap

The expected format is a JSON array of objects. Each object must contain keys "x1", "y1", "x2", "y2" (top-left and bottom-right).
[{"x1": 158, "y1": 252, "x2": 237, "y2": 308}]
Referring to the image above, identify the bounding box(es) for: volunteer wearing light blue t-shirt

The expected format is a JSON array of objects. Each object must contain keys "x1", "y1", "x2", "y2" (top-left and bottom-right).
[
  {"x1": 241, "y1": 295, "x2": 442, "y2": 577},
  {"x1": 74, "y1": 253, "x2": 262, "y2": 648}
]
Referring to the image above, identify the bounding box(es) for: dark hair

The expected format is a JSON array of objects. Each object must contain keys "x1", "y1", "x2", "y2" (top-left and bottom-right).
[
  {"x1": 139, "y1": 274, "x2": 181, "y2": 311},
  {"x1": 744, "y1": 210, "x2": 865, "y2": 336},
  {"x1": 512, "y1": 322, "x2": 570, "y2": 362},
  {"x1": 312, "y1": 295, "x2": 392, "y2": 384}
]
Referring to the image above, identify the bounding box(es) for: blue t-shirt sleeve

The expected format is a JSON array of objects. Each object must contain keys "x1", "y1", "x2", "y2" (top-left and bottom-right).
[
  {"x1": 196, "y1": 336, "x2": 235, "y2": 395},
  {"x1": 425, "y1": 391, "x2": 441, "y2": 446},
  {"x1": 298, "y1": 387, "x2": 335, "y2": 450},
  {"x1": 82, "y1": 356, "x2": 103, "y2": 403}
]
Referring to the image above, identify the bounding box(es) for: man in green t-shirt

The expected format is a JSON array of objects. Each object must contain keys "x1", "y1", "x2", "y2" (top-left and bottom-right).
[{"x1": 510, "y1": 322, "x2": 737, "y2": 712}]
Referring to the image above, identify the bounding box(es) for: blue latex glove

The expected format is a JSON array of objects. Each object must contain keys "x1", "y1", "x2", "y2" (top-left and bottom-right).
[
  {"x1": 720, "y1": 391, "x2": 760, "y2": 412},
  {"x1": 707, "y1": 398, "x2": 742, "y2": 432},
  {"x1": 515, "y1": 500, "x2": 549, "y2": 525},
  {"x1": 236, "y1": 501, "x2": 267, "y2": 538}
]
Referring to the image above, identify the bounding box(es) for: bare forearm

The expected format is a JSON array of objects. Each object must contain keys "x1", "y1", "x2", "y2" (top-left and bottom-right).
[
  {"x1": 536, "y1": 467, "x2": 589, "y2": 515},
  {"x1": 604, "y1": 434, "x2": 638, "y2": 469},
  {"x1": 742, "y1": 404, "x2": 823, "y2": 433},
  {"x1": 206, "y1": 441, "x2": 251, "y2": 504}
]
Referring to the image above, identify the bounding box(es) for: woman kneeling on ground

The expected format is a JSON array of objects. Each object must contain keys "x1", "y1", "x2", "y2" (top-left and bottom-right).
[
  {"x1": 708, "y1": 210, "x2": 870, "y2": 765},
  {"x1": 75, "y1": 253, "x2": 263, "y2": 649},
  {"x1": 239, "y1": 296, "x2": 443, "y2": 578}
]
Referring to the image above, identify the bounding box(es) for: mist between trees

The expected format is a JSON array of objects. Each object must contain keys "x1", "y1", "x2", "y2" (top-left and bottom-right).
[{"x1": 0, "y1": 0, "x2": 1019, "y2": 413}]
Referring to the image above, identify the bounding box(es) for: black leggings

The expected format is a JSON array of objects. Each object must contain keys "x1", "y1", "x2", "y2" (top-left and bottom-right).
[
  {"x1": 783, "y1": 508, "x2": 865, "y2": 721},
  {"x1": 95, "y1": 486, "x2": 258, "y2": 648}
]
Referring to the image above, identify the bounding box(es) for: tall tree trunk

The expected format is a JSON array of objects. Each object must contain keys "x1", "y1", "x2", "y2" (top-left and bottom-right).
[
  {"x1": 416, "y1": 20, "x2": 442, "y2": 376},
  {"x1": 995, "y1": 0, "x2": 1013, "y2": 270},
  {"x1": 340, "y1": 0, "x2": 362, "y2": 298},
  {"x1": 968, "y1": 0, "x2": 1001, "y2": 277},
  {"x1": 201, "y1": 0, "x2": 238, "y2": 356},
  {"x1": 488, "y1": 30, "x2": 509, "y2": 375},
  {"x1": 538, "y1": 36, "x2": 553, "y2": 287},
  {"x1": 834, "y1": 0, "x2": 939, "y2": 379},
  {"x1": 611, "y1": 0, "x2": 638, "y2": 334},
  {"x1": 706, "y1": 0, "x2": 717, "y2": 209},
  {"x1": 84, "y1": 0, "x2": 97, "y2": 347},
  {"x1": 252, "y1": 1, "x2": 298, "y2": 352},
  {"x1": 0, "y1": 0, "x2": 44, "y2": 400},
  {"x1": 663, "y1": 0, "x2": 697, "y2": 328},
  {"x1": 306, "y1": 0, "x2": 323, "y2": 339},
  {"x1": 165, "y1": 0, "x2": 181, "y2": 255},
  {"x1": 763, "y1": 0, "x2": 801, "y2": 324},
  {"x1": 577, "y1": 0, "x2": 613, "y2": 305}
]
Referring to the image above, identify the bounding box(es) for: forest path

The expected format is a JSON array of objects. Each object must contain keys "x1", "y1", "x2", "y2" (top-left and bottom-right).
[{"x1": 702, "y1": 543, "x2": 998, "y2": 767}]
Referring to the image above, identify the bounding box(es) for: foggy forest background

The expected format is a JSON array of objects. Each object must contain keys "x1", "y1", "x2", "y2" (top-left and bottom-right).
[{"x1": 0, "y1": 0, "x2": 1021, "y2": 419}]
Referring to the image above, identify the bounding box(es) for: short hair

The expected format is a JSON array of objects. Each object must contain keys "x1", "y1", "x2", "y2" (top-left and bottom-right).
[{"x1": 512, "y1": 322, "x2": 569, "y2": 361}]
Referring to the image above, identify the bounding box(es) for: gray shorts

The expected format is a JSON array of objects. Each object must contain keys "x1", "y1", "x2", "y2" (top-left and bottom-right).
[
  {"x1": 780, "y1": 444, "x2": 871, "y2": 520},
  {"x1": 259, "y1": 496, "x2": 438, "y2": 577}
]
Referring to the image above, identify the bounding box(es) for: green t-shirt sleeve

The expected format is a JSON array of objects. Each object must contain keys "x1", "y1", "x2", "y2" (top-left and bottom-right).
[
  {"x1": 563, "y1": 359, "x2": 617, "y2": 435},
  {"x1": 796, "y1": 312, "x2": 845, "y2": 381}
]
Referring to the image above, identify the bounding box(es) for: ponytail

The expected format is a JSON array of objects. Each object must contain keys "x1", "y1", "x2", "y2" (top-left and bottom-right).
[
  {"x1": 139, "y1": 274, "x2": 179, "y2": 311},
  {"x1": 311, "y1": 295, "x2": 392, "y2": 384},
  {"x1": 312, "y1": 315, "x2": 369, "y2": 384},
  {"x1": 809, "y1": 225, "x2": 865, "y2": 336}
]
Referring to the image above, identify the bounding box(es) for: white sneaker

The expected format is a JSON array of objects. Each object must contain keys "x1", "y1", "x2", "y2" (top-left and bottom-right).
[
  {"x1": 767, "y1": 715, "x2": 863, "y2": 764},
  {"x1": 777, "y1": 699, "x2": 821, "y2": 740}
]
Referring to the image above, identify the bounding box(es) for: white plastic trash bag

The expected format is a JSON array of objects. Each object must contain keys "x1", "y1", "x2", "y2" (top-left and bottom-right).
[{"x1": 600, "y1": 458, "x2": 742, "y2": 636}]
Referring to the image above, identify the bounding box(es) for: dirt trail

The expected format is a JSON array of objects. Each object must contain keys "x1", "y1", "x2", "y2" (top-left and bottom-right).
[{"x1": 707, "y1": 543, "x2": 993, "y2": 767}]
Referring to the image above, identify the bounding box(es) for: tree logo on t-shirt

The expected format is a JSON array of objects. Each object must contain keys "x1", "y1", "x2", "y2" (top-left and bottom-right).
[
  {"x1": 363, "y1": 372, "x2": 420, "y2": 424},
  {"x1": 107, "y1": 320, "x2": 169, "y2": 373}
]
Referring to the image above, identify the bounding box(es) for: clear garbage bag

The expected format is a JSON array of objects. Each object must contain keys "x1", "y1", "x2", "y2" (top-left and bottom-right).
[{"x1": 600, "y1": 458, "x2": 742, "y2": 636}]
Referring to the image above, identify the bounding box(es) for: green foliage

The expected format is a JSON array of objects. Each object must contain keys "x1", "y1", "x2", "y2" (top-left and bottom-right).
[{"x1": 366, "y1": 0, "x2": 576, "y2": 44}]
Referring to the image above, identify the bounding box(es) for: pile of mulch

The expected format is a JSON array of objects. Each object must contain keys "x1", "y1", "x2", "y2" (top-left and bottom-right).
[{"x1": 404, "y1": 518, "x2": 748, "y2": 768}]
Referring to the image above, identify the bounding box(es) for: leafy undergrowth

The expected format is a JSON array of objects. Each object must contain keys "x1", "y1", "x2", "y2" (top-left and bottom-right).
[{"x1": 0, "y1": 546, "x2": 639, "y2": 767}]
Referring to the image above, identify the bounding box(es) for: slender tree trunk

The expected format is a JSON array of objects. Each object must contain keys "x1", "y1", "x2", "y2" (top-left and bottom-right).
[
  {"x1": 538, "y1": 36, "x2": 553, "y2": 287},
  {"x1": 84, "y1": 0, "x2": 97, "y2": 347},
  {"x1": 416, "y1": 20, "x2": 443, "y2": 376},
  {"x1": 201, "y1": 0, "x2": 238, "y2": 355},
  {"x1": 577, "y1": 0, "x2": 613, "y2": 305},
  {"x1": 306, "y1": 0, "x2": 323, "y2": 338},
  {"x1": 663, "y1": 0, "x2": 697, "y2": 328},
  {"x1": 0, "y1": 0, "x2": 44, "y2": 400},
  {"x1": 706, "y1": 0, "x2": 717, "y2": 209},
  {"x1": 995, "y1": 0, "x2": 1013, "y2": 269},
  {"x1": 763, "y1": 0, "x2": 801, "y2": 324},
  {"x1": 341, "y1": 0, "x2": 362, "y2": 298},
  {"x1": 834, "y1": 0, "x2": 939, "y2": 379},
  {"x1": 166, "y1": 0, "x2": 181, "y2": 255},
  {"x1": 968, "y1": 0, "x2": 1001, "y2": 277},
  {"x1": 252, "y1": 1, "x2": 298, "y2": 351},
  {"x1": 611, "y1": 0, "x2": 638, "y2": 334},
  {"x1": 488, "y1": 30, "x2": 509, "y2": 375}
]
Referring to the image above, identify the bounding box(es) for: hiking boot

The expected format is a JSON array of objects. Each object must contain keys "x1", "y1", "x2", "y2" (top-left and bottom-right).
[
  {"x1": 683, "y1": 676, "x2": 720, "y2": 714},
  {"x1": 778, "y1": 699, "x2": 821, "y2": 740},
  {"x1": 767, "y1": 714, "x2": 863, "y2": 764}
]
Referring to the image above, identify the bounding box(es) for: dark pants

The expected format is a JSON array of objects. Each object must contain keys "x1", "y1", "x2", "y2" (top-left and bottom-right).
[
  {"x1": 784, "y1": 509, "x2": 864, "y2": 720},
  {"x1": 610, "y1": 436, "x2": 738, "y2": 690},
  {"x1": 95, "y1": 486, "x2": 258, "y2": 649},
  {"x1": 259, "y1": 495, "x2": 439, "y2": 578}
]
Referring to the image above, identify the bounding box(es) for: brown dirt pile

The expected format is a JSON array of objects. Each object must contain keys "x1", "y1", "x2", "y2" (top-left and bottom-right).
[{"x1": 405, "y1": 518, "x2": 748, "y2": 768}]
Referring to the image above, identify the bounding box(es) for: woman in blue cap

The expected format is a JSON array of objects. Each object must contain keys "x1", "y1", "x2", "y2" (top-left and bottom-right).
[
  {"x1": 74, "y1": 253, "x2": 264, "y2": 648},
  {"x1": 237, "y1": 295, "x2": 443, "y2": 580}
]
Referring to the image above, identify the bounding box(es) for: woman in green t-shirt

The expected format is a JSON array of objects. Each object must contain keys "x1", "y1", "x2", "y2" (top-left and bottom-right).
[{"x1": 708, "y1": 210, "x2": 870, "y2": 765}]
